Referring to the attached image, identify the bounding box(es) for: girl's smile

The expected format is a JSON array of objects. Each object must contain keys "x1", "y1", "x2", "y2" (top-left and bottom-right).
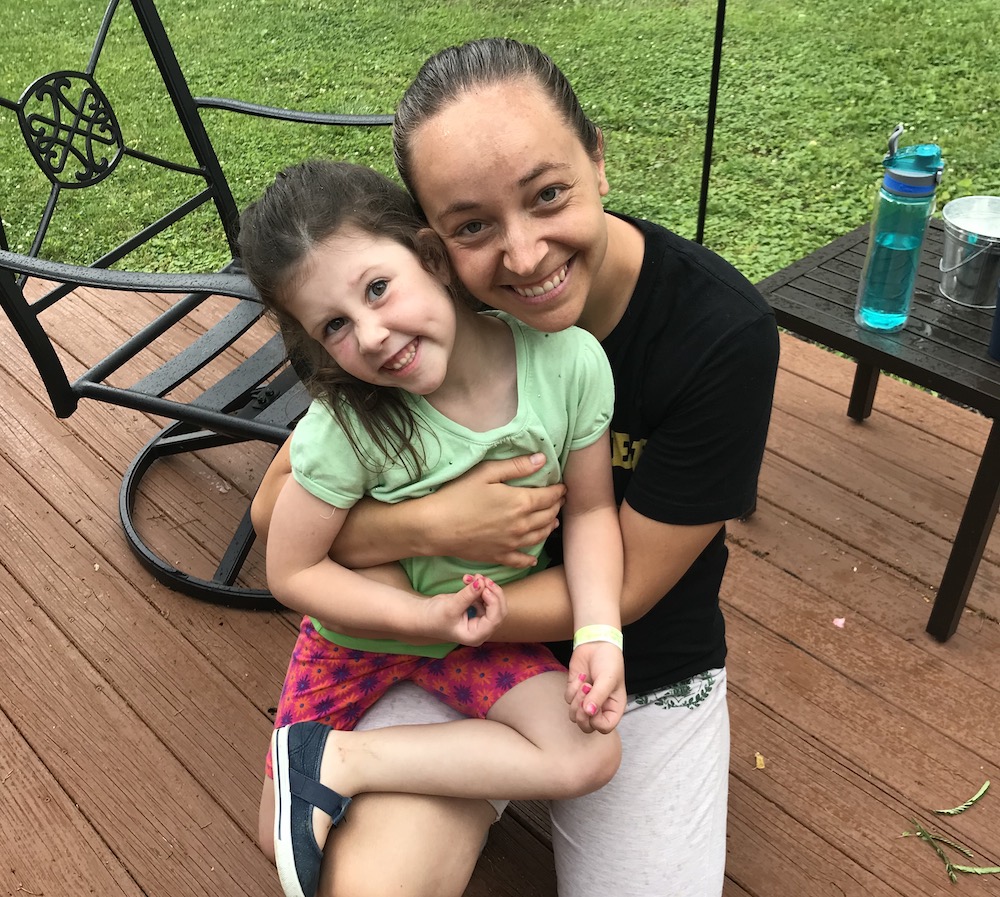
[{"x1": 383, "y1": 338, "x2": 419, "y2": 373}]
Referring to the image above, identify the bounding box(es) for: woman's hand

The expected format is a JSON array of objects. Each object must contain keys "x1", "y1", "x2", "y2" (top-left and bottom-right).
[
  {"x1": 424, "y1": 454, "x2": 566, "y2": 568},
  {"x1": 565, "y1": 642, "x2": 626, "y2": 734},
  {"x1": 422, "y1": 574, "x2": 507, "y2": 646}
]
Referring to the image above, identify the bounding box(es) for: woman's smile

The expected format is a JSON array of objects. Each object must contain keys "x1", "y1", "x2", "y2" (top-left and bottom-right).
[{"x1": 510, "y1": 262, "x2": 570, "y2": 300}]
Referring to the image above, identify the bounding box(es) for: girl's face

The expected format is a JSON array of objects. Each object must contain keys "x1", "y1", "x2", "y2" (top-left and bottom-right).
[
  {"x1": 285, "y1": 227, "x2": 457, "y2": 396},
  {"x1": 406, "y1": 80, "x2": 610, "y2": 334}
]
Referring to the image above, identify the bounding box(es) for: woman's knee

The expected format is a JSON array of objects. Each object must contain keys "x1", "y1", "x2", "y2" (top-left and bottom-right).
[
  {"x1": 319, "y1": 792, "x2": 492, "y2": 897},
  {"x1": 258, "y1": 778, "x2": 276, "y2": 862}
]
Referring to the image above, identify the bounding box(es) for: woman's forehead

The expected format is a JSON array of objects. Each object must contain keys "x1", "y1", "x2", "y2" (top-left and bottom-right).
[
  {"x1": 408, "y1": 84, "x2": 588, "y2": 207},
  {"x1": 422, "y1": 80, "x2": 559, "y2": 139}
]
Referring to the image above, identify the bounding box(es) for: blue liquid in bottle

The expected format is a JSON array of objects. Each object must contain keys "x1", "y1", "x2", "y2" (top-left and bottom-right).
[
  {"x1": 855, "y1": 232, "x2": 922, "y2": 331},
  {"x1": 854, "y1": 126, "x2": 943, "y2": 334}
]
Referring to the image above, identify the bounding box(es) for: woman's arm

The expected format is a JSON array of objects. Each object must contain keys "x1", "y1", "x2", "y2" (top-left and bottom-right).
[
  {"x1": 252, "y1": 440, "x2": 565, "y2": 568},
  {"x1": 491, "y1": 507, "x2": 723, "y2": 643},
  {"x1": 267, "y1": 476, "x2": 505, "y2": 645},
  {"x1": 618, "y1": 505, "x2": 723, "y2": 625}
]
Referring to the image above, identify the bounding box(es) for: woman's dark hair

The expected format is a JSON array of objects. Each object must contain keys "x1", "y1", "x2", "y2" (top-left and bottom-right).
[
  {"x1": 238, "y1": 159, "x2": 435, "y2": 476},
  {"x1": 393, "y1": 37, "x2": 602, "y2": 201}
]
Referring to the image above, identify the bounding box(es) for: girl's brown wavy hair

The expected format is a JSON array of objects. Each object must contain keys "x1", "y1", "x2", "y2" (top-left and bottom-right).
[{"x1": 238, "y1": 159, "x2": 446, "y2": 477}]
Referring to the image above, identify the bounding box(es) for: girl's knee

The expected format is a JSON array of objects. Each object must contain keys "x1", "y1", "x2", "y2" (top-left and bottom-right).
[{"x1": 557, "y1": 731, "x2": 621, "y2": 798}]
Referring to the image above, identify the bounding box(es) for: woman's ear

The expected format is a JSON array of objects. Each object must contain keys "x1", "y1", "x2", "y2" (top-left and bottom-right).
[
  {"x1": 416, "y1": 228, "x2": 452, "y2": 285},
  {"x1": 593, "y1": 127, "x2": 610, "y2": 197}
]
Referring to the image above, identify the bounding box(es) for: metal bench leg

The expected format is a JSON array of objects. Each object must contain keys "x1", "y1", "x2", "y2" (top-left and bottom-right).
[
  {"x1": 926, "y1": 419, "x2": 1000, "y2": 641},
  {"x1": 848, "y1": 362, "x2": 880, "y2": 421},
  {"x1": 119, "y1": 419, "x2": 279, "y2": 609}
]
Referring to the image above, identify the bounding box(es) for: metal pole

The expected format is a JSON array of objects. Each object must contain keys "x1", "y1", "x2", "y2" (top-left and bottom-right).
[{"x1": 695, "y1": 0, "x2": 727, "y2": 245}]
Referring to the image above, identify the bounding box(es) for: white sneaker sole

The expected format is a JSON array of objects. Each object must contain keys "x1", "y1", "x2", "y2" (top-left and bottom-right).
[{"x1": 271, "y1": 726, "x2": 306, "y2": 897}]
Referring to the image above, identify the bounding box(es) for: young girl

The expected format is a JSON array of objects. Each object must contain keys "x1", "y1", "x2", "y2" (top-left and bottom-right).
[{"x1": 238, "y1": 159, "x2": 625, "y2": 897}]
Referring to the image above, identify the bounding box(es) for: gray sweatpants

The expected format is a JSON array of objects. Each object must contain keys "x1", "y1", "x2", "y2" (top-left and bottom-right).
[{"x1": 356, "y1": 668, "x2": 730, "y2": 897}]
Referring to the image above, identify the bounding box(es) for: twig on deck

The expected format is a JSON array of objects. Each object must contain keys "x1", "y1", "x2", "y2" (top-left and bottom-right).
[
  {"x1": 902, "y1": 819, "x2": 959, "y2": 883},
  {"x1": 934, "y1": 780, "x2": 990, "y2": 816}
]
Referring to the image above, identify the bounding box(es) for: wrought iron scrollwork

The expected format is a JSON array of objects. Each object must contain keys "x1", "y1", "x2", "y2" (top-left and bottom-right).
[{"x1": 18, "y1": 70, "x2": 124, "y2": 188}]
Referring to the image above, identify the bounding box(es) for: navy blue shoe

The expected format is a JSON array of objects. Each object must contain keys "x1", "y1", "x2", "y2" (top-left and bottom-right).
[{"x1": 271, "y1": 723, "x2": 352, "y2": 897}]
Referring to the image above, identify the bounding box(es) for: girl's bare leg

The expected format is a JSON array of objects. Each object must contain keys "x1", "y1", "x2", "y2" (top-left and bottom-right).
[
  {"x1": 315, "y1": 671, "x2": 619, "y2": 807},
  {"x1": 282, "y1": 671, "x2": 618, "y2": 859}
]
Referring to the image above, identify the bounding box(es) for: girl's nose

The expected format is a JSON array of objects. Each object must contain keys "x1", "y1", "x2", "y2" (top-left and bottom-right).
[{"x1": 355, "y1": 313, "x2": 390, "y2": 354}]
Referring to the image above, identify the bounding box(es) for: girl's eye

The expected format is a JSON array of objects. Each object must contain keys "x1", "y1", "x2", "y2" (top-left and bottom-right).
[
  {"x1": 539, "y1": 185, "x2": 563, "y2": 203},
  {"x1": 324, "y1": 317, "x2": 347, "y2": 337},
  {"x1": 366, "y1": 279, "x2": 388, "y2": 301}
]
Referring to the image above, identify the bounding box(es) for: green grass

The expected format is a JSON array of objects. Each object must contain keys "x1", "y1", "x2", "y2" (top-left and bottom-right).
[{"x1": 1, "y1": 0, "x2": 998, "y2": 282}]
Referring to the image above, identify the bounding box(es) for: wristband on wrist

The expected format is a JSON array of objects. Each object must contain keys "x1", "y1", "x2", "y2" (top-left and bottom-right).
[{"x1": 573, "y1": 624, "x2": 624, "y2": 651}]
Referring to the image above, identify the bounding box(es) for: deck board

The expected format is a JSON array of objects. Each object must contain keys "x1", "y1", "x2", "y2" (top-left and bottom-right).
[
  {"x1": 0, "y1": 705, "x2": 143, "y2": 897},
  {"x1": 1, "y1": 287, "x2": 998, "y2": 896}
]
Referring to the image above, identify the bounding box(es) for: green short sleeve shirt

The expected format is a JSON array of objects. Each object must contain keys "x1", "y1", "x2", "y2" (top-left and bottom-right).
[{"x1": 290, "y1": 312, "x2": 614, "y2": 656}]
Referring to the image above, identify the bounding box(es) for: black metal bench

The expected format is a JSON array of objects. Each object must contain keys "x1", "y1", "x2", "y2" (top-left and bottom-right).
[{"x1": 0, "y1": 0, "x2": 392, "y2": 606}]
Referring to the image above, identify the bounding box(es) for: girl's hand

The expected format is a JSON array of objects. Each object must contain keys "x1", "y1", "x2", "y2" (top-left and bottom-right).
[
  {"x1": 425, "y1": 455, "x2": 565, "y2": 568},
  {"x1": 423, "y1": 574, "x2": 507, "y2": 646},
  {"x1": 565, "y1": 642, "x2": 626, "y2": 734}
]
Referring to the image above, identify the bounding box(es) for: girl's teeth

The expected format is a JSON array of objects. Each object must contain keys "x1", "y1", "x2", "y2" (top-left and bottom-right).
[
  {"x1": 386, "y1": 341, "x2": 416, "y2": 370},
  {"x1": 514, "y1": 265, "x2": 567, "y2": 298}
]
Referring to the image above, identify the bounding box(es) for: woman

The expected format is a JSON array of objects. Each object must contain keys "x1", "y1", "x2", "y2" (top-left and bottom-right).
[{"x1": 252, "y1": 38, "x2": 779, "y2": 897}]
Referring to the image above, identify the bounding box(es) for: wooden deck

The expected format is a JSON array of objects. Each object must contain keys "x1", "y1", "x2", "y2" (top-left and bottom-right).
[{"x1": 1, "y1": 281, "x2": 999, "y2": 897}]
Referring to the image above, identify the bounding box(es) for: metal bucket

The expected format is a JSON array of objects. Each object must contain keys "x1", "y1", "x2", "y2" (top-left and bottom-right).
[{"x1": 939, "y1": 195, "x2": 1000, "y2": 308}]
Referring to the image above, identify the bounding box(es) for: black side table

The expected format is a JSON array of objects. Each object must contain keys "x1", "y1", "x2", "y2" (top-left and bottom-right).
[{"x1": 757, "y1": 219, "x2": 1000, "y2": 641}]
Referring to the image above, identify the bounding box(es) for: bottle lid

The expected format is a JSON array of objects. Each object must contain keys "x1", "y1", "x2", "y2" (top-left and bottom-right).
[{"x1": 881, "y1": 124, "x2": 943, "y2": 196}]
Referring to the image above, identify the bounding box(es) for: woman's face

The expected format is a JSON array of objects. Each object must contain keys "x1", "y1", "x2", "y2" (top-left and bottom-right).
[{"x1": 406, "y1": 79, "x2": 610, "y2": 334}]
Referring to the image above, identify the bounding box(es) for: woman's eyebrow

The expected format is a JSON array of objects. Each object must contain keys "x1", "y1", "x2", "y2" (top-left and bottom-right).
[
  {"x1": 439, "y1": 162, "x2": 573, "y2": 219},
  {"x1": 518, "y1": 161, "x2": 570, "y2": 188},
  {"x1": 440, "y1": 198, "x2": 480, "y2": 218}
]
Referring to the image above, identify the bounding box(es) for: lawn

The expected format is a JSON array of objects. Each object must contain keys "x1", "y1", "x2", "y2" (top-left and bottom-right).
[{"x1": 1, "y1": 0, "x2": 997, "y2": 282}]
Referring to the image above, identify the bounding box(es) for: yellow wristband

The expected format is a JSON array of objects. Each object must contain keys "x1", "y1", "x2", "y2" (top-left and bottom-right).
[{"x1": 573, "y1": 624, "x2": 624, "y2": 651}]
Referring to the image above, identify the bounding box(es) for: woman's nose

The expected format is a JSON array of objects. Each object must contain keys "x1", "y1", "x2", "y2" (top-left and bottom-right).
[{"x1": 502, "y1": 222, "x2": 547, "y2": 277}]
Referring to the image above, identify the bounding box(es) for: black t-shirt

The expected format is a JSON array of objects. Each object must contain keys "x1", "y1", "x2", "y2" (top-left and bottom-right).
[{"x1": 548, "y1": 212, "x2": 779, "y2": 695}]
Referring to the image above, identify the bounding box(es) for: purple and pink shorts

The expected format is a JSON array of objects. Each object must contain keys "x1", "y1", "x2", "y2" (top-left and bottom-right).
[{"x1": 265, "y1": 616, "x2": 565, "y2": 777}]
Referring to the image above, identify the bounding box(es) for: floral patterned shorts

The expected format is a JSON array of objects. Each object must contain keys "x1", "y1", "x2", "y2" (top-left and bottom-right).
[{"x1": 265, "y1": 616, "x2": 565, "y2": 777}]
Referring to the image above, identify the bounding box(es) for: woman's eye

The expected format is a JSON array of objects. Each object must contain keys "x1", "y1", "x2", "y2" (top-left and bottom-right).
[
  {"x1": 539, "y1": 185, "x2": 563, "y2": 203},
  {"x1": 457, "y1": 221, "x2": 483, "y2": 237},
  {"x1": 366, "y1": 279, "x2": 388, "y2": 301},
  {"x1": 324, "y1": 317, "x2": 346, "y2": 337}
]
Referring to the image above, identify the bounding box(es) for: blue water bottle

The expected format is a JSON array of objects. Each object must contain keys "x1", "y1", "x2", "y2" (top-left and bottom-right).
[{"x1": 854, "y1": 124, "x2": 944, "y2": 332}]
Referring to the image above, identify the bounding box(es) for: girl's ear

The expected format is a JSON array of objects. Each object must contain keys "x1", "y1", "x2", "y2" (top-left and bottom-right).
[{"x1": 416, "y1": 228, "x2": 451, "y2": 285}]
